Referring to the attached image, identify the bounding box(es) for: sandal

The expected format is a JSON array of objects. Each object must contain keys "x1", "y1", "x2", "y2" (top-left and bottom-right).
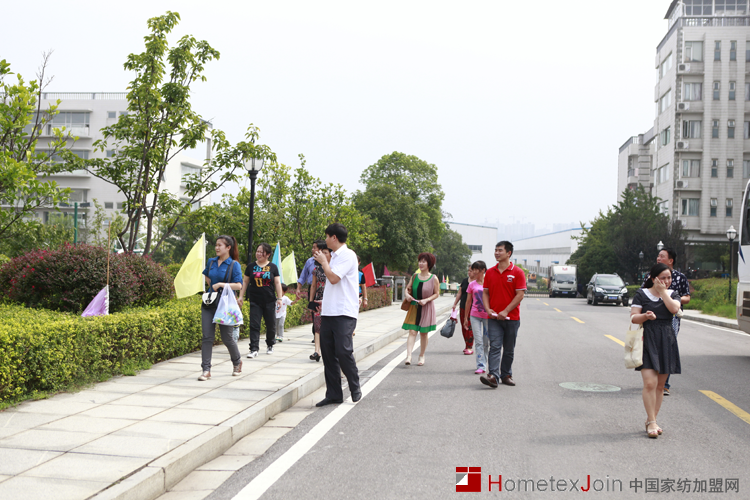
[
  {"x1": 405, "y1": 355, "x2": 412, "y2": 365},
  {"x1": 417, "y1": 355, "x2": 425, "y2": 366},
  {"x1": 646, "y1": 420, "x2": 663, "y2": 435},
  {"x1": 645, "y1": 420, "x2": 659, "y2": 438}
]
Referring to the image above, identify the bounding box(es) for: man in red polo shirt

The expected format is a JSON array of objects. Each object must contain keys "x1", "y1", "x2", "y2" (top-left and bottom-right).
[{"x1": 480, "y1": 241, "x2": 526, "y2": 388}]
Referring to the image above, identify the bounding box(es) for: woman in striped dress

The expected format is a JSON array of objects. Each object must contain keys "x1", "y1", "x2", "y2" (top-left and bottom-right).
[{"x1": 403, "y1": 252, "x2": 440, "y2": 366}]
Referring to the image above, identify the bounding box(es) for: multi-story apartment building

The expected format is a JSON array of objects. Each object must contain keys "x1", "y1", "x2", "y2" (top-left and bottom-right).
[
  {"x1": 619, "y1": 0, "x2": 750, "y2": 250},
  {"x1": 34, "y1": 92, "x2": 209, "y2": 235}
]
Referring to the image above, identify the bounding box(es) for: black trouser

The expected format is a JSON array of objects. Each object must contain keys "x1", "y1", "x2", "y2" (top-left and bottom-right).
[
  {"x1": 248, "y1": 301, "x2": 276, "y2": 352},
  {"x1": 320, "y1": 315, "x2": 360, "y2": 400}
]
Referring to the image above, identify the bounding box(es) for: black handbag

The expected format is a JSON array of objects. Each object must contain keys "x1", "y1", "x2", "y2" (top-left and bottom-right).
[{"x1": 202, "y1": 260, "x2": 236, "y2": 310}]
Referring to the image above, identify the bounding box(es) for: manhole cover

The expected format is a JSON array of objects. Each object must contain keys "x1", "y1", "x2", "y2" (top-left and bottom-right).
[{"x1": 559, "y1": 382, "x2": 621, "y2": 392}]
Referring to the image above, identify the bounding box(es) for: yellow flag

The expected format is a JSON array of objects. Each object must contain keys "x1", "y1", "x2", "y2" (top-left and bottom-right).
[
  {"x1": 174, "y1": 233, "x2": 206, "y2": 299},
  {"x1": 282, "y1": 251, "x2": 298, "y2": 285}
]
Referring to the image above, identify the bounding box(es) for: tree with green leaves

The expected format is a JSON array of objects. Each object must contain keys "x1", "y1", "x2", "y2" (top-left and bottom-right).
[
  {"x1": 432, "y1": 227, "x2": 471, "y2": 282},
  {"x1": 67, "y1": 12, "x2": 274, "y2": 256},
  {"x1": 354, "y1": 152, "x2": 446, "y2": 273},
  {"x1": 568, "y1": 187, "x2": 686, "y2": 284},
  {"x1": 0, "y1": 54, "x2": 79, "y2": 243}
]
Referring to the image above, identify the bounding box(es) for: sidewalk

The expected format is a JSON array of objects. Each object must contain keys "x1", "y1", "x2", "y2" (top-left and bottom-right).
[
  {"x1": 0, "y1": 296, "x2": 454, "y2": 500},
  {"x1": 681, "y1": 309, "x2": 742, "y2": 331}
]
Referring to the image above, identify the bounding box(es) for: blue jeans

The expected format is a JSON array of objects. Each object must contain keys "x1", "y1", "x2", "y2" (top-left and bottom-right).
[
  {"x1": 470, "y1": 316, "x2": 489, "y2": 371},
  {"x1": 487, "y1": 319, "x2": 520, "y2": 380},
  {"x1": 665, "y1": 317, "x2": 680, "y2": 389}
]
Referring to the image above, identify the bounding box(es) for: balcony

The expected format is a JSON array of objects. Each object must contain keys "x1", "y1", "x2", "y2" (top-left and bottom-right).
[
  {"x1": 676, "y1": 101, "x2": 703, "y2": 113},
  {"x1": 675, "y1": 177, "x2": 702, "y2": 191},
  {"x1": 41, "y1": 92, "x2": 127, "y2": 100}
]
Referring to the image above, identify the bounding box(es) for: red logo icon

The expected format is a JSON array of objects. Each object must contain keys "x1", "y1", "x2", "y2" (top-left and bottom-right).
[{"x1": 456, "y1": 467, "x2": 482, "y2": 492}]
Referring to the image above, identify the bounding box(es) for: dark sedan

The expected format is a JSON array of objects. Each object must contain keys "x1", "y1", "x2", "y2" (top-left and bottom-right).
[{"x1": 586, "y1": 274, "x2": 629, "y2": 306}]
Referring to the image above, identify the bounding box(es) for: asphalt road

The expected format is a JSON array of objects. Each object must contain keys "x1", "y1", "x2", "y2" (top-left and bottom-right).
[{"x1": 208, "y1": 297, "x2": 750, "y2": 499}]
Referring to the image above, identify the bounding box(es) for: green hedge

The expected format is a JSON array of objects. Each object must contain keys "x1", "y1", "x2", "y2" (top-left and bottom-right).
[
  {"x1": 0, "y1": 288, "x2": 392, "y2": 404},
  {"x1": 684, "y1": 278, "x2": 736, "y2": 319}
]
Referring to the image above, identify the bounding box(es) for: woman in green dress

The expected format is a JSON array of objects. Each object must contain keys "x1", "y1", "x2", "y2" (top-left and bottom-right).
[{"x1": 403, "y1": 252, "x2": 440, "y2": 366}]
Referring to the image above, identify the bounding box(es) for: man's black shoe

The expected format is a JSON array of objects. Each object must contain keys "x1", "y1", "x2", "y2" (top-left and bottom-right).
[
  {"x1": 351, "y1": 390, "x2": 362, "y2": 403},
  {"x1": 480, "y1": 374, "x2": 498, "y2": 388},
  {"x1": 316, "y1": 398, "x2": 343, "y2": 407}
]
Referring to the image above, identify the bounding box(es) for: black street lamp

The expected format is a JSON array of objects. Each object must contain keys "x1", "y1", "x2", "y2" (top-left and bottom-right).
[
  {"x1": 244, "y1": 157, "x2": 265, "y2": 265},
  {"x1": 727, "y1": 225, "x2": 737, "y2": 299}
]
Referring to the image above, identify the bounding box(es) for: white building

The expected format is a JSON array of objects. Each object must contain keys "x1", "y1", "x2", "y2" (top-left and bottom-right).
[
  {"x1": 618, "y1": 1, "x2": 750, "y2": 246},
  {"x1": 446, "y1": 221, "x2": 498, "y2": 269},
  {"x1": 511, "y1": 227, "x2": 588, "y2": 276},
  {"x1": 34, "y1": 92, "x2": 210, "y2": 231}
]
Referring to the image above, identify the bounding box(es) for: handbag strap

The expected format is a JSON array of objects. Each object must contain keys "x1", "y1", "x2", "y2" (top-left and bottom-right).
[{"x1": 206, "y1": 259, "x2": 236, "y2": 292}]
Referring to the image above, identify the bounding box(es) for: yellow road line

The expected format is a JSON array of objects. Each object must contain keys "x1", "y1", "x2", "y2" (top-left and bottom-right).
[
  {"x1": 536, "y1": 298, "x2": 540, "y2": 301},
  {"x1": 605, "y1": 335, "x2": 625, "y2": 346},
  {"x1": 700, "y1": 391, "x2": 750, "y2": 425},
  {"x1": 543, "y1": 302, "x2": 549, "y2": 306},
  {"x1": 571, "y1": 317, "x2": 585, "y2": 324},
  {"x1": 554, "y1": 308, "x2": 562, "y2": 312}
]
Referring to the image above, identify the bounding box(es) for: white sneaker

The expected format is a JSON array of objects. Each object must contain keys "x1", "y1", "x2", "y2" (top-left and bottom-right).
[
  {"x1": 267, "y1": 346, "x2": 274, "y2": 355},
  {"x1": 247, "y1": 350, "x2": 258, "y2": 359},
  {"x1": 197, "y1": 371, "x2": 211, "y2": 381}
]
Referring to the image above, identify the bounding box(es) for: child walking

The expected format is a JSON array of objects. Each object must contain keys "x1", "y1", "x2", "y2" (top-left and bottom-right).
[
  {"x1": 275, "y1": 284, "x2": 299, "y2": 343},
  {"x1": 464, "y1": 261, "x2": 489, "y2": 374}
]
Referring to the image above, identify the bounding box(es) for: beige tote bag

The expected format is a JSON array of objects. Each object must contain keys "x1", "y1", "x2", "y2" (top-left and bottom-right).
[{"x1": 624, "y1": 322, "x2": 644, "y2": 369}]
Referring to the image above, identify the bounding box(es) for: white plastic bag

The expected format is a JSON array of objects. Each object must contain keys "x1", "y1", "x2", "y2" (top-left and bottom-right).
[{"x1": 213, "y1": 286, "x2": 244, "y2": 326}]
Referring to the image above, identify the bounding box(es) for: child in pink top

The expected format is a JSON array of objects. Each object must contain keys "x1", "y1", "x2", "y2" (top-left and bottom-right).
[{"x1": 465, "y1": 261, "x2": 489, "y2": 374}]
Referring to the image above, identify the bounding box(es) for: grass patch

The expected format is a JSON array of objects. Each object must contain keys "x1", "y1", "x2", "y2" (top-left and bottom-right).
[{"x1": 684, "y1": 278, "x2": 736, "y2": 319}]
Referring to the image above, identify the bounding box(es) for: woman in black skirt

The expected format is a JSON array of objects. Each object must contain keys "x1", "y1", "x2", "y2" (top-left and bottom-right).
[{"x1": 630, "y1": 263, "x2": 682, "y2": 438}]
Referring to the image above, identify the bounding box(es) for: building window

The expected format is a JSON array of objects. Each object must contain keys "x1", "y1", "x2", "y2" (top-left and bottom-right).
[
  {"x1": 729, "y1": 82, "x2": 736, "y2": 100},
  {"x1": 659, "y1": 201, "x2": 670, "y2": 215},
  {"x1": 728, "y1": 120, "x2": 736, "y2": 139},
  {"x1": 46, "y1": 112, "x2": 90, "y2": 136},
  {"x1": 104, "y1": 202, "x2": 114, "y2": 209},
  {"x1": 713, "y1": 81, "x2": 721, "y2": 100},
  {"x1": 683, "y1": 120, "x2": 702, "y2": 139},
  {"x1": 119, "y1": 111, "x2": 128, "y2": 117},
  {"x1": 682, "y1": 160, "x2": 701, "y2": 177},
  {"x1": 181, "y1": 163, "x2": 202, "y2": 186},
  {"x1": 659, "y1": 90, "x2": 672, "y2": 113},
  {"x1": 660, "y1": 127, "x2": 671, "y2": 146},
  {"x1": 684, "y1": 82, "x2": 702, "y2": 101},
  {"x1": 107, "y1": 111, "x2": 116, "y2": 119},
  {"x1": 746, "y1": 82, "x2": 750, "y2": 100},
  {"x1": 658, "y1": 164, "x2": 670, "y2": 184},
  {"x1": 712, "y1": 159, "x2": 719, "y2": 177},
  {"x1": 106, "y1": 150, "x2": 116, "y2": 158},
  {"x1": 747, "y1": 41, "x2": 750, "y2": 62},
  {"x1": 711, "y1": 198, "x2": 718, "y2": 217},
  {"x1": 716, "y1": 0, "x2": 749, "y2": 13},
  {"x1": 681, "y1": 198, "x2": 700, "y2": 216},
  {"x1": 745, "y1": 121, "x2": 750, "y2": 139},
  {"x1": 685, "y1": 41, "x2": 704, "y2": 62},
  {"x1": 731, "y1": 41, "x2": 737, "y2": 61},
  {"x1": 467, "y1": 245, "x2": 482, "y2": 253},
  {"x1": 713, "y1": 119, "x2": 720, "y2": 138},
  {"x1": 715, "y1": 41, "x2": 722, "y2": 61},
  {"x1": 685, "y1": 0, "x2": 712, "y2": 15},
  {"x1": 744, "y1": 160, "x2": 750, "y2": 178},
  {"x1": 660, "y1": 53, "x2": 673, "y2": 79},
  {"x1": 728, "y1": 159, "x2": 735, "y2": 177},
  {"x1": 727, "y1": 198, "x2": 734, "y2": 217}
]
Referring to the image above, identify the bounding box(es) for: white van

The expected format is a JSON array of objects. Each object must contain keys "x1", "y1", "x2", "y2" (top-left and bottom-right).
[{"x1": 549, "y1": 265, "x2": 577, "y2": 298}]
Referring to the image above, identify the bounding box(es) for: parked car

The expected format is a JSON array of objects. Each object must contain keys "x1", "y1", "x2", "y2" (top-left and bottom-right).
[{"x1": 586, "y1": 273, "x2": 629, "y2": 306}]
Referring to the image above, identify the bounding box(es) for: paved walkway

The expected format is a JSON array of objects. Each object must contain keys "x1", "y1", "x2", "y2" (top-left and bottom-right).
[
  {"x1": 682, "y1": 309, "x2": 742, "y2": 331},
  {"x1": 0, "y1": 296, "x2": 454, "y2": 500}
]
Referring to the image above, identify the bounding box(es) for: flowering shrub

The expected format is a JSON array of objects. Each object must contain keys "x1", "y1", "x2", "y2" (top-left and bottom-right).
[{"x1": 0, "y1": 245, "x2": 173, "y2": 312}]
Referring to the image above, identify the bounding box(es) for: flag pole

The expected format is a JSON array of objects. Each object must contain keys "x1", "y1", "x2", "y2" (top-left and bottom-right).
[{"x1": 106, "y1": 221, "x2": 111, "y2": 287}]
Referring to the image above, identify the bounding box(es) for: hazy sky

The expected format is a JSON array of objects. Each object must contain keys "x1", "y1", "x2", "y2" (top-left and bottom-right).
[{"x1": 4, "y1": 0, "x2": 671, "y2": 230}]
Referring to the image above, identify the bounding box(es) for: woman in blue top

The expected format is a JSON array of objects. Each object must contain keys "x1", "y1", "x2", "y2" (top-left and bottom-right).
[{"x1": 199, "y1": 235, "x2": 244, "y2": 381}]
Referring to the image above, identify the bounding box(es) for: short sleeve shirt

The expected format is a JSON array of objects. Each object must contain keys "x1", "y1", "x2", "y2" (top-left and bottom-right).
[
  {"x1": 467, "y1": 280, "x2": 489, "y2": 319},
  {"x1": 276, "y1": 296, "x2": 293, "y2": 318},
  {"x1": 483, "y1": 263, "x2": 527, "y2": 321},
  {"x1": 459, "y1": 278, "x2": 470, "y2": 309},
  {"x1": 203, "y1": 257, "x2": 242, "y2": 289},
  {"x1": 631, "y1": 288, "x2": 681, "y2": 320},
  {"x1": 321, "y1": 244, "x2": 360, "y2": 318},
  {"x1": 244, "y1": 262, "x2": 280, "y2": 304}
]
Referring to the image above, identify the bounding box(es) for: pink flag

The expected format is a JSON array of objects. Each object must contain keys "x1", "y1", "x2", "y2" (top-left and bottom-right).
[
  {"x1": 82, "y1": 285, "x2": 109, "y2": 317},
  {"x1": 383, "y1": 265, "x2": 391, "y2": 276}
]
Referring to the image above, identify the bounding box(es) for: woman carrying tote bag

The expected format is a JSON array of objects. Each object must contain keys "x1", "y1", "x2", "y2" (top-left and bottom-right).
[
  {"x1": 630, "y1": 263, "x2": 682, "y2": 438},
  {"x1": 199, "y1": 235, "x2": 244, "y2": 381}
]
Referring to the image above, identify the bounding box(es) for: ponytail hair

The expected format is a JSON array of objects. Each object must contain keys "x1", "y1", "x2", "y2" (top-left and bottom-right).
[
  {"x1": 644, "y1": 263, "x2": 670, "y2": 289},
  {"x1": 217, "y1": 235, "x2": 239, "y2": 261}
]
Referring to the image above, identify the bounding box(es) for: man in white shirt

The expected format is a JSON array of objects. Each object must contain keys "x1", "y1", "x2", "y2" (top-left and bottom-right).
[{"x1": 313, "y1": 223, "x2": 362, "y2": 406}]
